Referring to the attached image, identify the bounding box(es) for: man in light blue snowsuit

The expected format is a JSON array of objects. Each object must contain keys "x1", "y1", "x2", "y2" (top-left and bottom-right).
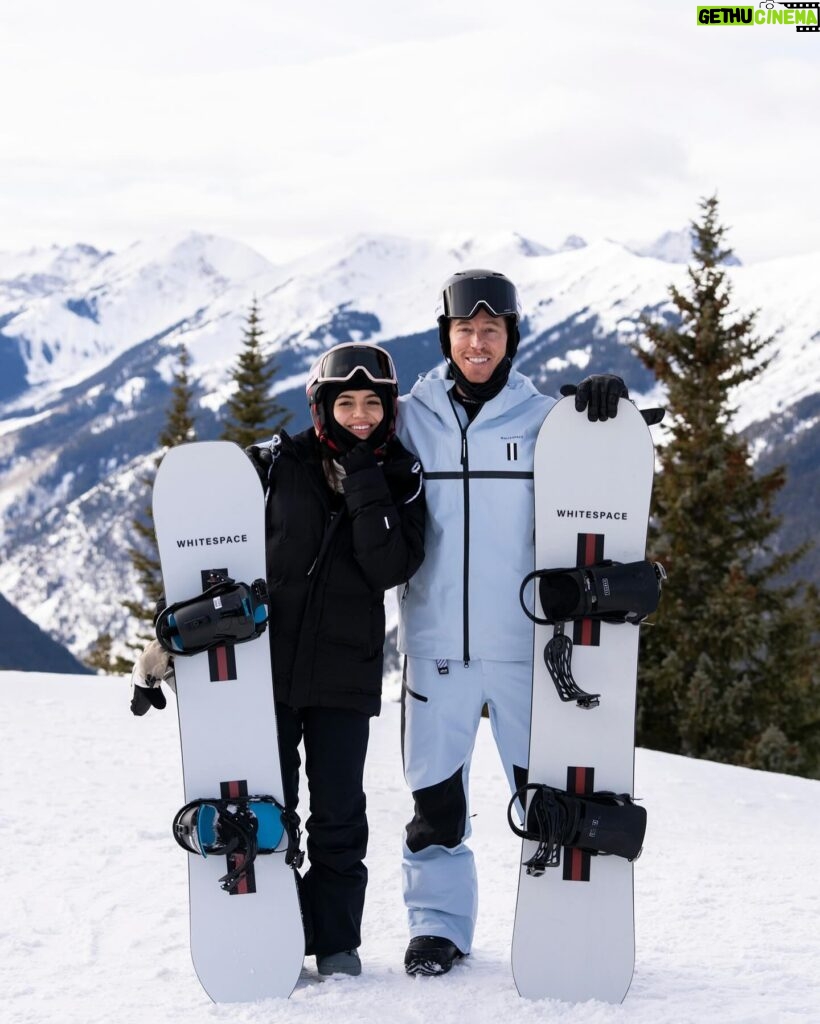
[{"x1": 396, "y1": 269, "x2": 628, "y2": 976}]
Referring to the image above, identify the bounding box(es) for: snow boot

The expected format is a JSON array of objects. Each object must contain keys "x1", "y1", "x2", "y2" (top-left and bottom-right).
[
  {"x1": 316, "y1": 949, "x2": 361, "y2": 977},
  {"x1": 405, "y1": 936, "x2": 465, "y2": 977}
]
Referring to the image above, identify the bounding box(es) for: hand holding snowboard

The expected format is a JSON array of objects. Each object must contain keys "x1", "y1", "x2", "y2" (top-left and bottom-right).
[
  {"x1": 560, "y1": 374, "x2": 629, "y2": 422},
  {"x1": 130, "y1": 639, "x2": 175, "y2": 716}
]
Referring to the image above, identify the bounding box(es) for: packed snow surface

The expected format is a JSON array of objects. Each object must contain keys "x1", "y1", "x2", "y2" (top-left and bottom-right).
[{"x1": 2, "y1": 671, "x2": 818, "y2": 1024}]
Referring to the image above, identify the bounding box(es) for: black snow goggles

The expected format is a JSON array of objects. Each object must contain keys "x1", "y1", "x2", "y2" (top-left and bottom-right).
[
  {"x1": 309, "y1": 343, "x2": 397, "y2": 387},
  {"x1": 438, "y1": 273, "x2": 521, "y2": 322}
]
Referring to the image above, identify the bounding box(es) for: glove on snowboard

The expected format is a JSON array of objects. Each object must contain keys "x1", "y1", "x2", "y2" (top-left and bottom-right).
[
  {"x1": 561, "y1": 374, "x2": 629, "y2": 422},
  {"x1": 130, "y1": 639, "x2": 176, "y2": 716}
]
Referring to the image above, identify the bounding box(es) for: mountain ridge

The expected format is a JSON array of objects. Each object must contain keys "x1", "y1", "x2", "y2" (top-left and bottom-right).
[{"x1": 0, "y1": 229, "x2": 816, "y2": 666}]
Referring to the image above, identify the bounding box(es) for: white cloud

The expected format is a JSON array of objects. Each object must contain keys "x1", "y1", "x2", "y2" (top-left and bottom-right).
[{"x1": 0, "y1": 0, "x2": 818, "y2": 264}]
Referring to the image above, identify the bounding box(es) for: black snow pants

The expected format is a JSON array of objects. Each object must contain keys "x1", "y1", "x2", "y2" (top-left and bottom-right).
[{"x1": 276, "y1": 703, "x2": 371, "y2": 956}]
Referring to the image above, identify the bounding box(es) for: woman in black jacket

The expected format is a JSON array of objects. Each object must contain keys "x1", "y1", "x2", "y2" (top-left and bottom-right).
[{"x1": 248, "y1": 342, "x2": 425, "y2": 978}]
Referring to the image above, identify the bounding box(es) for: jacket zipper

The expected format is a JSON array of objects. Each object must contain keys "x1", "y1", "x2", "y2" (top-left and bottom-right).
[
  {"x1": 449, "y1": 394, "x2": 472, "y2": 666},
  {"x1": 461, "y1": 430, "x2": 470, "y2": 666}
]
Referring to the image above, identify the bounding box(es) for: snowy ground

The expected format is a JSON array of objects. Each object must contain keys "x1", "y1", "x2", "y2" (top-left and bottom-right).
[{"x1": 2, "y1": 671, "x2": 819, "y2": 1024}]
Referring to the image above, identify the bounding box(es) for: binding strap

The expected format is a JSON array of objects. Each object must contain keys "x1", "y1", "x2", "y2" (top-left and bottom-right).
[
  {"x1": 156, "y1": 577, "x2": 269, "y2": 656},
  {"x1": 508, "y1": 783, "x2": 647, "y2": 876},
  {"x1": 172, "y1": 795, "x2": 303, "y2": 892}
]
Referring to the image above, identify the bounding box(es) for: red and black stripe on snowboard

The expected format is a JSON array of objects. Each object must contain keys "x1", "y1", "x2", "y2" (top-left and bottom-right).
[
  {"x1": 563, "y1": 765, "x2": 595, "y2": 881},
  {"x1": 221, "y1": 779, "x2": 256, "y2": 895},
  {"x1": 563, "y1": 532, "x2": 602, "y2": 881},
  {"x1": 201, "y1": 568, "x2": 238, "y2": 682},
  {"x1": 572, "y1": 532, "x2": 604, "y2": 647},
  {"x1": 200, "y1": 570, "x2": 251, "y2": 892}
]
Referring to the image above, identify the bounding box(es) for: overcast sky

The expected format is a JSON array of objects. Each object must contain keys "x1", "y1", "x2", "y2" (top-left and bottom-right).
[{"x1": 1, "y1": 0, "x2": 818, "y2": 265}]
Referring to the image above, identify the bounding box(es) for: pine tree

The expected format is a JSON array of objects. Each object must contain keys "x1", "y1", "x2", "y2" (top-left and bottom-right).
[
  {"x1": 635, "y1": 195, "x2": 819, "y2": 777},
  {"x1": 121, "y1": 344, "x2": 197, "y2": 646},
  {"x1": 84, "y1": 634, "x2": 124, "y2": 674},
  {"x1": 221, "y1": 298, "x2": 291, "y2": 447}
]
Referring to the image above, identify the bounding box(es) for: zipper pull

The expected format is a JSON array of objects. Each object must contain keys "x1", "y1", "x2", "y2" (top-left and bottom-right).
[{"x1": 461, "y1": 435, "x2": 467, "y2": 465}]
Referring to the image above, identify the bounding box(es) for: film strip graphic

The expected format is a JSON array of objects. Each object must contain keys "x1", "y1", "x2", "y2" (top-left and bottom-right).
[
  {"x1": 564, "y1": 765, "x2": 595, "y2": 882},
  {"x1": 200, "y1": 568, "x2": 237, "y2": 681},
  {"x1": 779, "y1": 2, "x2": 820, "y2": 31},
  {"x1": 220, "y1": 779, "x2": 255, "y2": 894}
]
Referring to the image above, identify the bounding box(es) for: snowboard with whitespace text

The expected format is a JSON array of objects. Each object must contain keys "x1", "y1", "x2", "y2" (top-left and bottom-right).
[
  {"x1": 153, "y1": 441, "x2": 303, "y2": 1002},
  {"x1": 511, "y1": 398, "x2": 655, "y2": 1003}
]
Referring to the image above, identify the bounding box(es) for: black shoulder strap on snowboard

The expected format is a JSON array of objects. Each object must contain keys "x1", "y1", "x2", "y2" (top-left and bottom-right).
[
  {"x1": 508, "y1": 783, "x2": 647, "y2": 876},
  {"x1": 640, "y1": 407, "x2": 665, "y2": 426},
  {"x1": 156, "y1": 577, "x2": 269, "y2": 656}
]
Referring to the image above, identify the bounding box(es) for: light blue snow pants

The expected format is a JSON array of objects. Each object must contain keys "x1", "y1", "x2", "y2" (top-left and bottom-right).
[{"x1": 400, "y1": 657, "x2": 532, "y2": 954}]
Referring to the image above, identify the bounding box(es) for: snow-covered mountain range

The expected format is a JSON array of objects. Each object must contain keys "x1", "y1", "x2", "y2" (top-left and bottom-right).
[{"x1": 0, "y1": 230, "x2": 817, "y2": 667}]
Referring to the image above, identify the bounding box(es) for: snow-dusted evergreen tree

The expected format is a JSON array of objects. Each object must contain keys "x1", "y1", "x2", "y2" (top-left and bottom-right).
[
  {"x1": 221, "y1": 298, "x2": 291, "y2": 447},
  {"x1": 635, "y1": 195, "x2": 819, "y2": 777}
]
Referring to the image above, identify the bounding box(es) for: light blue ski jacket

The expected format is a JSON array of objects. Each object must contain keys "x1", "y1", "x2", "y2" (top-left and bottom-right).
[{"x1": 396, "y1": 365, "x2": 555, "y2": 664}]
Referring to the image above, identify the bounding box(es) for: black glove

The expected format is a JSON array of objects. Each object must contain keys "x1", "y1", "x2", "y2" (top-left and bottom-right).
[
  {"x1": 245, "y1": 444, "x2": 275, "y2": 489},
  {"x1": 560, "y1": 374, "x2": 629, "y2": 422},
  {"x1": 339, "y1": 442, "x2": 379, "y2": 476}
]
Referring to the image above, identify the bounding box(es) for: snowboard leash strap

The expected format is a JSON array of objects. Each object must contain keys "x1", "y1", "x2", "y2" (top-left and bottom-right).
[
  {"x1": 156, "y1": 577, "x2": 269, "y2": 656},
  {"x1": 172, "y1": 795, "x2": 303, "y2": 893},
  {"x1": 508, "y1": 784, "x2": 647, "y2": 876}
]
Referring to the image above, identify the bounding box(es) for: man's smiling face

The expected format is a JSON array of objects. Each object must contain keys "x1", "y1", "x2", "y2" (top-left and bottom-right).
[{"x1": 448, "y1": 307, "x2": 508, "y2": 384}]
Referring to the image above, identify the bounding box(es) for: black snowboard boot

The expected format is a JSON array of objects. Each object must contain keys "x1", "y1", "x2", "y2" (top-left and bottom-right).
[{"x1": 404, "y1": 936, "x2": 465, "y2": 976}]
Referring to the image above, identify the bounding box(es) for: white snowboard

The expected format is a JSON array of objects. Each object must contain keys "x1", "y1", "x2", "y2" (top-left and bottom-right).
[
  {"x1": 511, "y1": 398, "x2": 655, "y2": 1003},
  {"x1": 153, "y1": 440, "x2": 304, "y2": 1002}
]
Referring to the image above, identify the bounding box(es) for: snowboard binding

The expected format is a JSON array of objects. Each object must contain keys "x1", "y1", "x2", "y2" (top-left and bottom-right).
[
  {"x1": 156, "y1": 577, "x2": 269, "y2": 656},
  {"x1": 508, "y1": 783, "x2": 647, "y2": 876},
  {"x1": 519, "y1": 559, "x2": 666, "y2": 708},
  {"x1": 173, "y1": 796, "x2": 304, "y2": 893}
]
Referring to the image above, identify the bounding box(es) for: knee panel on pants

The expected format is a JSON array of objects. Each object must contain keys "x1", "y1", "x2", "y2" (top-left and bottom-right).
[{"x1": 405, "y1": 764, "x2": 467, "y2": 854}]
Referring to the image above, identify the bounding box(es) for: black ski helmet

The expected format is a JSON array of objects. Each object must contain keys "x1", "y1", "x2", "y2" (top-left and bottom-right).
[
  {"x1": 436, "y1": 268, "x2": 522, "y2": 360},
  {"x1": 305, "y1": 342, "x2": 398, "y2": 454}
]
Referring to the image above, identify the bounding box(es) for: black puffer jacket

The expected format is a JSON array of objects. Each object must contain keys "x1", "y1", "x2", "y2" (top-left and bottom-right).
[{"x1": 261, "y1": 428, "x2": 425, "y2": 716}]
